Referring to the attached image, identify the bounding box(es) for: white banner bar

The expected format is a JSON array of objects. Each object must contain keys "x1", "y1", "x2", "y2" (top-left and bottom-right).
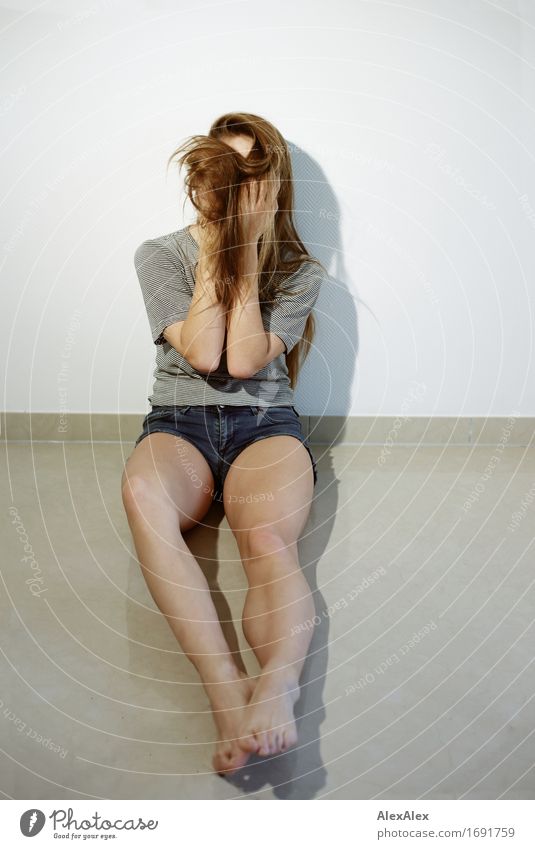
[{"x1": 2, "y1": 799, "x2": 534, "y2": 847}]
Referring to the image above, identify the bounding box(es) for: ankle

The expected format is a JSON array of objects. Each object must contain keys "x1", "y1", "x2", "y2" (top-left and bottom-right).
[
  {"x1": 193, "y1": 656, "x2": 242, "y2": 689},
  {"x1": 258, "y1": 661, "x2": 301, "y2": 694},
  {"x1": 204, "y1": 674, "x2": 251, "y2": 711}
]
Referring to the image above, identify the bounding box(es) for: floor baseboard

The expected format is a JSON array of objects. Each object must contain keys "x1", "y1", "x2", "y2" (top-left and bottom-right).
[{"x1": 1, "y1": 413, "x2": 533, "y2": 446}]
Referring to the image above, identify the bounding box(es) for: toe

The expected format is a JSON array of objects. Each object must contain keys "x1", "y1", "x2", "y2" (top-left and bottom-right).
[
  {"x1": 213, "y1": 752, "x2": 225, "y2": 774},
  {"x1": 214, "y1": 749, "x2": 241, "y2": 776},
  {"x1": 267, "y1": 730, "x2": 278, "y2": 754},
  {"x1": 283, "y1": 726, "x2": 297, "y2": 750},
  {"x1": 238, "y1": 729, "x2": 260, "y2": 753},
  {"x1": 257, "y1": 731, "x2": 271, "y2": 757},
  {"x1": 281, "y1": 729, "x2": 293, "y2": 751},
  {"x1": 227, "y1": 747, "x2": 248, "y2": 773}
]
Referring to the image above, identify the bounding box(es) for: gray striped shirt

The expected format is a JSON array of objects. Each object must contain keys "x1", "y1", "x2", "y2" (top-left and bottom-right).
[{"x1": 134, "y1": 226, "x2": 324, "y2": 408}]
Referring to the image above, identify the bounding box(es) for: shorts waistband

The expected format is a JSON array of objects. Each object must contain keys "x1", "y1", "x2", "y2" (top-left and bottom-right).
[
  {"x1": 185, "y1": 405, "x2": 292, "y2": 414},
  {"x1": 192, "y1": 405, "x2": 259, "y2": 413},
  {"x1": 151, "y1": 404, "x2": 296, "y2": 416}
]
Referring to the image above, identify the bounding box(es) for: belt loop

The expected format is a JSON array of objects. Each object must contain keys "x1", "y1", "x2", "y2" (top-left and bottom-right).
[{"x1": 249, "y1": 406, "x2": 258, "y2": 415}]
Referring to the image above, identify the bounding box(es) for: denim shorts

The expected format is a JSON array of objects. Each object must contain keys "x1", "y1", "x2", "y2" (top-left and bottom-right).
[{"x1": 135, "y1": 404, "x2": 318, "y2": 503}]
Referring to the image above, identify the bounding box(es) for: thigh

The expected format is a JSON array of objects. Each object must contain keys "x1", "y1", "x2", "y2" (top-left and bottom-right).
[
  {"x1": 223, "y1": 434, "x2": 314, "y2": 549},
  {"x1": 121, "y1": 432, "x2": 215, "y2": 533}
]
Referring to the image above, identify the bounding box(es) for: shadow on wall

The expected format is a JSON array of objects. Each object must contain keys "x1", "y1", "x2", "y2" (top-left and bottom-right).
[{"x1": 288, "y1": 139, "x2": 357, "y2": 431}]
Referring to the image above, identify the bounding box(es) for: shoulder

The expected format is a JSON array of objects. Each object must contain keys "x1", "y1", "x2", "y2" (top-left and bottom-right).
[
  {"x1": 281, "y1": 258, "x2": 327, "y2": 290},
  {"x1": 134, "y1": 231, "x2": 187, "y2": 270},
  {"x1": 134, "y1": 236, "x2": 165, "y2": 266}
]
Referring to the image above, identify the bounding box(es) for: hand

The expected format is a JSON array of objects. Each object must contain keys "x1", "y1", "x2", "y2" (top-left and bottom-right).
[{"x1": 239, "y1": 176, "x2": 280, "y2": 243}]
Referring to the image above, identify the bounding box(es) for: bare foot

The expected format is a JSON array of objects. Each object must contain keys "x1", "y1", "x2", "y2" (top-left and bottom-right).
[
  {"x1": 208, "y1": 670, "x2": 259, "y2": 775},
  {"x1": 238, "y1": 667, "x2": 300, "y2": 757}
]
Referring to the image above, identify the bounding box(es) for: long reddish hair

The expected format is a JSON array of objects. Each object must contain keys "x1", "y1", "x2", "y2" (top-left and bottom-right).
[{"x1": 167, "y1": 112, "x2": 326, "y2": 388}]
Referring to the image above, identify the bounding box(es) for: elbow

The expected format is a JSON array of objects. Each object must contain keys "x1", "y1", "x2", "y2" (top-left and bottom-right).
[
  {"x1": 226, "y1": 362, "x2": 257, "y2": 380},
  {"x1": 180, "y1": 333, "x2": 222, "y2": 374},
  {"x1": 187, "y1": 351, "x2": 221, "y2": 374}
]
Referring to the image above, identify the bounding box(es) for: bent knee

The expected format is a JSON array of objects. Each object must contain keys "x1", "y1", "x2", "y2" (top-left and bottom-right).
[
  {"x1": 121, "y1": 472, "x2": 165, "y2": 514},
  {"x1": 121, "y1": 470, "x2": 209, "y2": 534},
  {"x1": 241, "y1": 524, "x2": 291, "y2": 560}
]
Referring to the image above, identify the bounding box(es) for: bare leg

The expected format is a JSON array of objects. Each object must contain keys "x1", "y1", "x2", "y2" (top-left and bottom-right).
[
  {"x1": 223, "y1": 434, "x2": 316, "y2": 756},
  {"x1": 121, "y1": 432, "x2": 258, "y2": 773}
]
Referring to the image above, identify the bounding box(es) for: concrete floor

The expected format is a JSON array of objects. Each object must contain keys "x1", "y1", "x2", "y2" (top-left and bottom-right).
[{"x1": 1, "y1": 439, "x2": 534, "y2": 800}]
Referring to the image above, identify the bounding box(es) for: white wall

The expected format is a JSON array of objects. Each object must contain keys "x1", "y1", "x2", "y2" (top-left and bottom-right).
[{"x1": 2, "y1": 0, "x2": 534, "y2": 416}]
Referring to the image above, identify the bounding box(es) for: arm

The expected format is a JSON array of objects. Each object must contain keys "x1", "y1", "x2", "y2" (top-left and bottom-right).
[
  {"x1": 225, "y1": 178, "x2": 285, "y2": 378},
  {"x1": 163, "y1": 248, "x2": 226, "y2": 373},
  {"x1": 225, "y1": 242, "x2": 286, "y2": 379},
  {"x1": 135, "y1": 237, "x2": 224, "y2": 373}
]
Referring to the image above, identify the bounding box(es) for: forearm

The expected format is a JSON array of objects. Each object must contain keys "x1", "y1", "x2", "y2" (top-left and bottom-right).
[
  {"x1": 225, "y1": 242, "x2": 270, "y2": 378},
  {"x1": 180, "y1": 251, "x2": 226, "y2": 372}
]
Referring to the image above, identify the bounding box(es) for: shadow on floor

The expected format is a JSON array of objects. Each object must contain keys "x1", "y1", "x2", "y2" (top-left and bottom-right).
[{"x1": 184, "y1": 455, "x2": 340, "y2": 798}]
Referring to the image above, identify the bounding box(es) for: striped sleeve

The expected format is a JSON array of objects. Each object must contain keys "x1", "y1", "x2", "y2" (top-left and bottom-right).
[
  {"x1": 134, "y1": 238, "x2": 192, "y2": 345},
  {"x1": 263, "y1": 261, "x2": 324, "y2": 354}
]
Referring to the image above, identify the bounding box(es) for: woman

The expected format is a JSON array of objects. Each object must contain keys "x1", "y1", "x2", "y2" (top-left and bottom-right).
[{"x1": 122, "y1": 112, "x2": 327, "y2": 775}]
